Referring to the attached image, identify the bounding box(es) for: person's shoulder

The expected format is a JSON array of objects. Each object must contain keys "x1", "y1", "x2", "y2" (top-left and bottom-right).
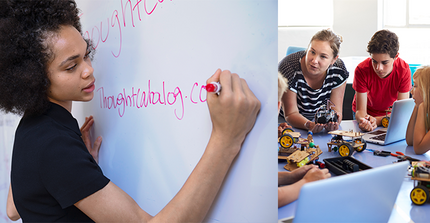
[
  {"x1": 353, "y1": 57, "x2": 372, "y2": 75},
  {"x1": 356, "y1": 57, "x2": 372, "y2": 68},
  {"x1": 394, "y1": 57, "x2": 409, "y2": 68},
  {"x1": 393, "y1": 57, "x2": 411, "y2": 75},
  {"x1": 279, "y1": 51, "x2": 305, "y2": 67},
  {"x1": 279, "y1": 51, "x2": 305, "y2": 81},
  {"x1": 331, "y1": 58, "x2": 349, "y2": 76},
  {"x1": 18, "y1": 113, "x2": 76, "y2": 144},
  {"x1": 333, "y1": 57, "x2": 346, "y2": 68}
]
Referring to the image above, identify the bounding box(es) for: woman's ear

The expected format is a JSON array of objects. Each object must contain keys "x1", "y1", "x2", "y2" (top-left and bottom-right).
[{"x1": 331, "y1": 55, "x2": 339, "y2": 66}]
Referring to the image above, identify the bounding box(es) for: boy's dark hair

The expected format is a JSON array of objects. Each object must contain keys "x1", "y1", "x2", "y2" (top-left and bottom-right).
[
  {"x1": 0, "y1": 0, "x2": 82, "y2": 116},
  {"x1": 367, "y1": 30, "x2": 399, "y2": 58}
]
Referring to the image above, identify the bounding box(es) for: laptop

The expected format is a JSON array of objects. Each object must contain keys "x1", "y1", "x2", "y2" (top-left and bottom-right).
[
  {"x1": 281, "y1": 161, "x2": 409, "y2": 223},
  {"x1": 362, "y1": 98, "x2": 415, "y2": 145}
]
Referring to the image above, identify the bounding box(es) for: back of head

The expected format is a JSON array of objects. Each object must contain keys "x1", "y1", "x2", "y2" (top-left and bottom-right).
[
  {"x1": 0, "y1": 0, "x2": 81, "y2": 116},
  {"x1": 278, "y1": 72, "x2": 288, "y2": 102},
  {"x1": 414, "y1": 66, "x2": 430, "y2": 130},
  {"x1": 367, "y1": 29, "x2": 399, "y2": 58},
  {"x1": 309, "y1": 29, "x2": 343, "y2": 58}
]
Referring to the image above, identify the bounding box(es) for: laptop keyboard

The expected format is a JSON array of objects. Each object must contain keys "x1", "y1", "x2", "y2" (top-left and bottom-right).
[{"x1": 370, "y1": 134, "x2": 386, "y2": 141}]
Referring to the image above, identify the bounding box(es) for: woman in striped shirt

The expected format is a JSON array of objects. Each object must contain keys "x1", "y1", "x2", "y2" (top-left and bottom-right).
[{"x1": 279, "y1": 29, "x2": 349, "y2": 133}]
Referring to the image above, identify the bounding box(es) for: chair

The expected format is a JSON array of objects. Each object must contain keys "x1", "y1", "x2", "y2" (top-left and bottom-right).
[
  {"x1": 342, "y1": 84, "x2": 355, "y2": 120},
  {"x1": 286, "y1": 46, "x2": 306, "y2": 56},
  {"x1": 409, "y1": 64, "x2": 421, "y2": 85}
]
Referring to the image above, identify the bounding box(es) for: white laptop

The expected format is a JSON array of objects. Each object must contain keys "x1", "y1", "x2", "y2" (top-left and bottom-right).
[
  {"x1": 283, "y1": 161, "x2": 409, "y2": 223},
  {"x1": 362, "y1": 98, "x2": 415, "y2": 145}
]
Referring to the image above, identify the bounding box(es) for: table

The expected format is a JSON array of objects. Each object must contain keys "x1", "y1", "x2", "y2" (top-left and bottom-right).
[{"x1": 278, "y1": 121, "x2": 430, "y2": 223}]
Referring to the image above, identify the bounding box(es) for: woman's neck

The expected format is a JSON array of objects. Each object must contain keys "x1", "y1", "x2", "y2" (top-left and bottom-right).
[{"x1": 48, "y1": 98, "x2": 72, "y2": 113}]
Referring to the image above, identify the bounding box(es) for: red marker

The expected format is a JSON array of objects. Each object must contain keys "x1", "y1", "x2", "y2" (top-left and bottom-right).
[{"x1": 205, "y1": 82, "x2": 221, "y2": 94}]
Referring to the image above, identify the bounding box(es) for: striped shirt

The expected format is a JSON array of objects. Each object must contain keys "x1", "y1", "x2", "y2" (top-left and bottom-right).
[{"x1": 278, "y1": 50, "x2": 349, "y2": 120}]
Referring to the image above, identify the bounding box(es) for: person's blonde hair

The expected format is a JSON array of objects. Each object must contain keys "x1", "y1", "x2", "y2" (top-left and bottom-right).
[
  {"x1": 278, "y1": 72, "x2": 288, "y2": 102},
  {"x1": 414, "y1": 66, "x2": 430, "y2": 131}
]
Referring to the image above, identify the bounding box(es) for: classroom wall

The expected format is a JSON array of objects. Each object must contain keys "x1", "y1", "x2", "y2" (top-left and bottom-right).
[
  {"x1": 333, "y1": 0, "x2": 380, "y2": 57},
  {"x1": 278, "y1": 0, "x2": 380, "y2": 62}
]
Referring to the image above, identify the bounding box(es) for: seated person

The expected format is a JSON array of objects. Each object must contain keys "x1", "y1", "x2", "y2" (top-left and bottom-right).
[
  {"x1": 277, "y1": 73, "x2": 330, "y2": 207},
  {"x1": 278, "y1": 72, "x2": 292, "y2": 136},
  {"x1": 406, "y1": 66, "x2": 430, "y2": 154},
  {"x1": 279, "y1": 29, "x2": 349, "y2": 133},
  {"x1": 352, "y1": 30, "x2": 411, "y2": 132}
]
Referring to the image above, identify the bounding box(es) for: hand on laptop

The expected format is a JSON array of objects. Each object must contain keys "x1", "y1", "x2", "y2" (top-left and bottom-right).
[{"x1": 359, "y1": 115, "x2": 377, "y2": 132}]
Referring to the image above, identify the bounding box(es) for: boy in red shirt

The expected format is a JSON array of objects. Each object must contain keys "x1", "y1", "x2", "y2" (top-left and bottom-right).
[{"x1": 352, "y1": 30, "x2": 411, "y2": 132}]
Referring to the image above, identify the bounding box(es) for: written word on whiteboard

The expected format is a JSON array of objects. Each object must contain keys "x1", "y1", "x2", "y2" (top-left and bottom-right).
[
  {"x1": 82, "y1": 0, "x2": 173, "y2": 58},
  {"x1": 97, "y1": 80, "x2": 209, "y2": 120}
]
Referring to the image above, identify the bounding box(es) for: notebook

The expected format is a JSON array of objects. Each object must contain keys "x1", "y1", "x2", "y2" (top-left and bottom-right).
[
  {"x1": 282, "y1": 161, "x2": 409, "y2": 223},
  {"x1": 362, "y1": 98, "x2": 415, "y2": 145}
]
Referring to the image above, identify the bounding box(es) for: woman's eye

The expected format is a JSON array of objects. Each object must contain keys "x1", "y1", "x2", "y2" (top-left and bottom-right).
[{"x1": 66, "y1": 64, "x2": 77, "y2": 71}]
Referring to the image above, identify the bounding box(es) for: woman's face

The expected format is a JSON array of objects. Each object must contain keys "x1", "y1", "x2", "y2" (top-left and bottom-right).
[
  {"x1": 304, "y1": 40, "x2": 337, "y2": 76},
  {"x1": 411, "y1": 77, "x2": 423, "y2": 105},
  {"x1": 46, "y1": 25, "x2": 95, "y2": 111},
  {"x1": 370, "y1": 53, "x2": 398, "y2": 79}
]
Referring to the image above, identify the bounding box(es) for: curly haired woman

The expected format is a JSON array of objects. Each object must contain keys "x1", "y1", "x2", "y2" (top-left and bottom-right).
[{"x1": 1, "y1": 0, "x2": 260, "y2": 222}]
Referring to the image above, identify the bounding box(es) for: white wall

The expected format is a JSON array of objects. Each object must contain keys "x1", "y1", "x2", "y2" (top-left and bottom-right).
[
  {"x1": 333, "y1": 0, "x2": 380, "y2": 57},
  {"x1": 278, "y1": 0, "x2": 380, "y2": 62}
]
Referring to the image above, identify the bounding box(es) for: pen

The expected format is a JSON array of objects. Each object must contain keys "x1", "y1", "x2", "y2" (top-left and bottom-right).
[{"x1": 205, "y1": 82, "x2": 221, "y2": 94}]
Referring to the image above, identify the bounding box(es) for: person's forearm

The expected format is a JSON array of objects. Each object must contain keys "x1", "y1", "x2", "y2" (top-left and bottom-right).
[
  {"x1": 278, "y1": 179, "x2": 307, "y2": 208},
  {"x1": 7, "y1": 184, "x2": 20, "y2": 221},
  {"x1": 285, "y1": 112, "x2": 310, "y2": 130},
  {"x1": 278, "y1": 171, "x2": 290, "y2": 185},
  {"x1": 355, "y1": 110, "x2": 367, "y2": 122},
  {"x1": 406, "y1": 105, "x2": 419, "y2": 146},
  {"x1": 413, "y1": 105, "x2": 430, "y2": 155},
  {"x1": 374, "y1": 115, "x2": 385, "y2": 127},
  {"x1": 414, "y1": 132, "x2": 430, "y2": 155},
  {"x1": 155, "y1": 134, "x2": 239, "y2": 223}
]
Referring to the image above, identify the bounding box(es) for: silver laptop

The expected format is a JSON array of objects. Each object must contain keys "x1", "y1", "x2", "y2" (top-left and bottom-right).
[
  {"x1": 363, "y1": 98, "x2": 415, "y2": 145},
  {"x1": 283, "y1": 161, "x2": 409, "y2": 223}
]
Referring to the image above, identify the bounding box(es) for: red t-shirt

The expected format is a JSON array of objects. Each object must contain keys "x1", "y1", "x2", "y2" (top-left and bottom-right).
[{"x1": 352, "y1": 57, "x2": 411, "y2": 117}]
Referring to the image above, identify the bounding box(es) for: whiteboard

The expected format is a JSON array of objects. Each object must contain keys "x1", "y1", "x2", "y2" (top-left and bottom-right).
[
  {"x1": 74, "y1": 0, "x2": 277, "y2": 222},
  {"x1": 0, "y1": 112, "x2": 21, "y2": 223}
]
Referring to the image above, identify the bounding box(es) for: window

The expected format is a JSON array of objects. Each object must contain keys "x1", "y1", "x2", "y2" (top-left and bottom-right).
[
  {"x1": 384, "y1": 0, "x2": 430, "y2": 27},
  {"x1": 383, "y1": 0, "x2": 430, "y2": 64}
]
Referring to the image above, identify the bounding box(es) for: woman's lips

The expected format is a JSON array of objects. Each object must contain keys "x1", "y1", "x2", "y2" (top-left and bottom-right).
[{"x1": 83, "y1": 81, "x2": 95, "y2": 93}]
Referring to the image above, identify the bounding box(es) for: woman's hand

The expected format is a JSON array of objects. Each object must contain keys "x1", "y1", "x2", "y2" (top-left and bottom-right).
[
  {"x1": 206, "y1": 69, "x2": 261, "y2": 158},
  {"x1": 307, "y1": 122, "x2": 325, "y2": 133},
  {"x1": 278, "y1": 122, "x2": 292, "y2": 138},
  {"x1": 324, "y1": 121, "x2": 339, "y2": 132},
  {"x1": 80, "y1": 116, "x2": 102, "y2": 163}
]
